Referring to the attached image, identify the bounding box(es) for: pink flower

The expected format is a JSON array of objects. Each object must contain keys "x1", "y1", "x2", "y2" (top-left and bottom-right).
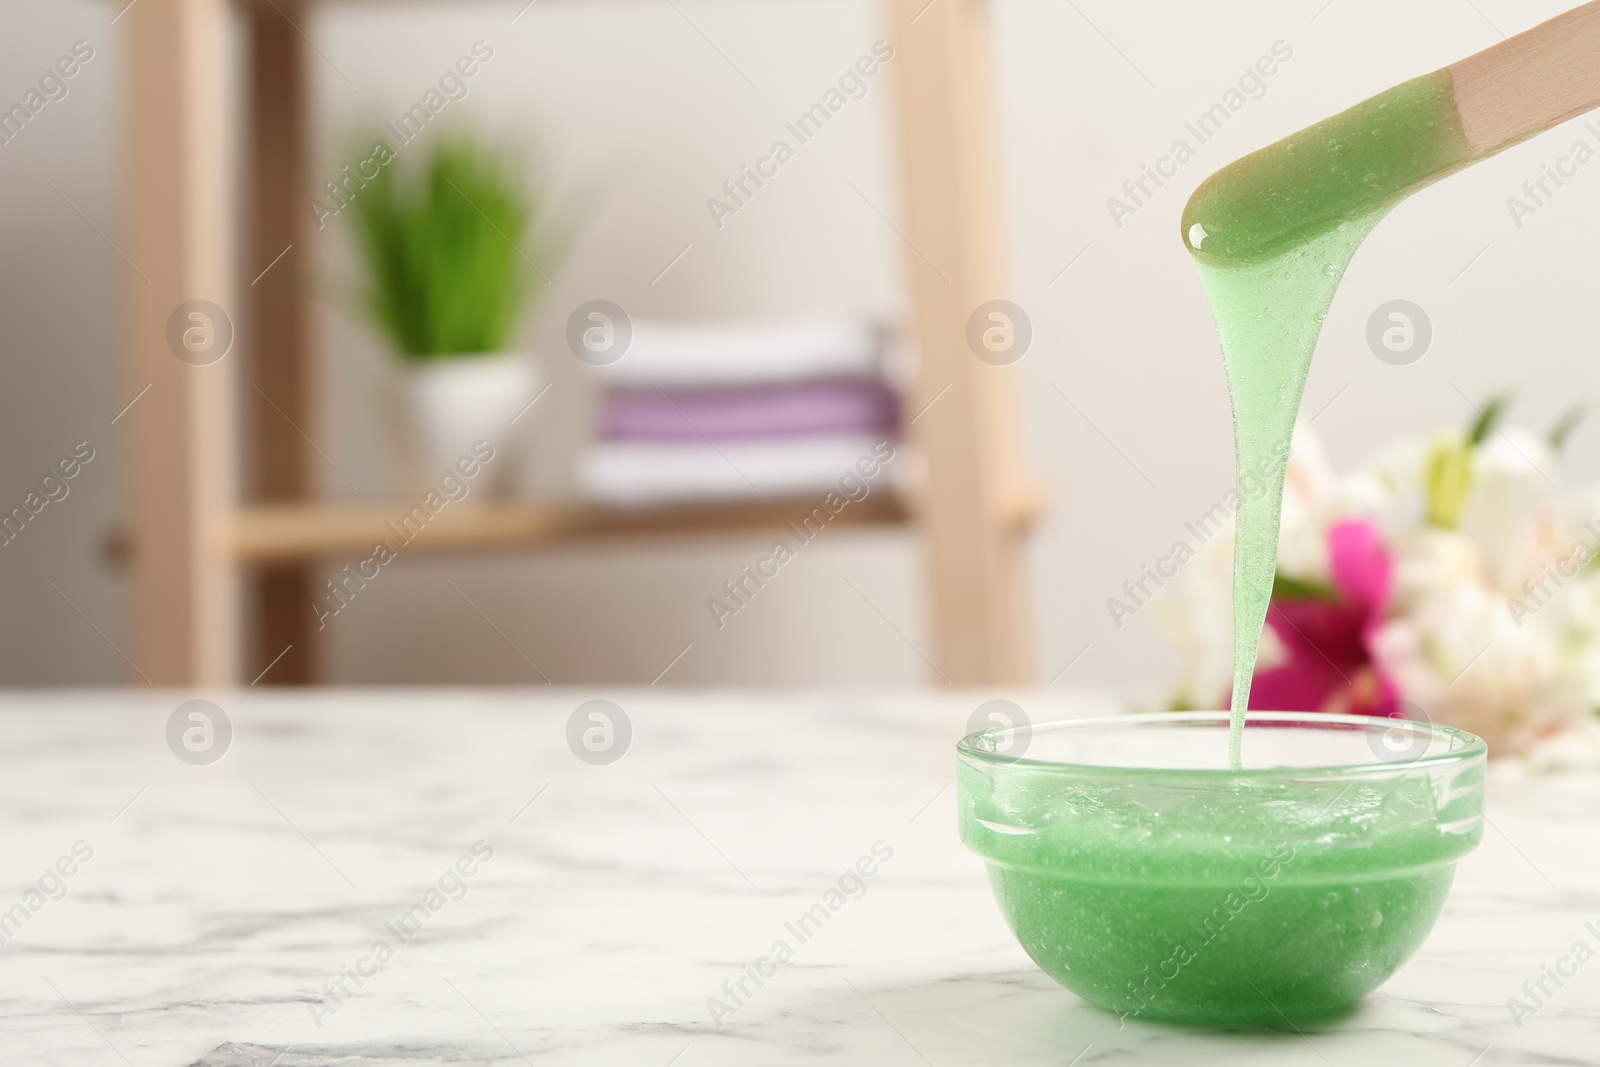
[{"x1": 1241, "y1": 519, "x2": 1401, "y2": 718}]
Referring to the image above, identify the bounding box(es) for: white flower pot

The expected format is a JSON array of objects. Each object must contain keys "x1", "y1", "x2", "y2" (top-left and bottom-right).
[{"x1": 401, "y1": 352, "x2": 539, "y2": 499}]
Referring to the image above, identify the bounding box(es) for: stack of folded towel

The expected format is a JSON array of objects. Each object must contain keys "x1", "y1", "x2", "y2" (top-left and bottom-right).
[{"x1": 578, "y1": 321, "x2": 899, "y2": 508}]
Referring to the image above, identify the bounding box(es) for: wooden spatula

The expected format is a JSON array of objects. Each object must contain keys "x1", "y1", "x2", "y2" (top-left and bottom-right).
[
  {"x1": 1452, "y1": 0, "x2": 1600, "y2": 154},
  {"x1": 1184, "y1": 1, "x2": 1600, "y2": 264}
]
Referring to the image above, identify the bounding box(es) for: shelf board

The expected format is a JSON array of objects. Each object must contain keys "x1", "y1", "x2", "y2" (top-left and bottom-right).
[
  {"x1": 229, "y1": 494, "x2": 915, "y2": 564},
  {"x1": 102, "y1": 486, "x2": 1043, "y2": 566}
]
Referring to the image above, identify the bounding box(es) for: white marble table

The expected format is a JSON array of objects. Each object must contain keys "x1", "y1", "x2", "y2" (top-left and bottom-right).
[{"x1": 1, "y1": 690, "x2": 1596, "y2": 1066}]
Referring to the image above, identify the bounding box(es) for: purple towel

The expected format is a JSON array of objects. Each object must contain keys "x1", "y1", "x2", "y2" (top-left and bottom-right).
[{"x1": 600, "y1": 378, "x2": 898, "y2": 441}]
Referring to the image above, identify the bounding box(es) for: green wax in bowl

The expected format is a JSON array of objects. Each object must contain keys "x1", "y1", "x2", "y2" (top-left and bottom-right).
[{"x1": 958, "y1": 713, "x2": 1485, "y2": 1025}]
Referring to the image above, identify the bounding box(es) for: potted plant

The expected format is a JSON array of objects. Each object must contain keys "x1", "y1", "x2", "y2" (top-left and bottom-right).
[{"x1": 348, "y1": 136, "x2": 555, "y2": 496}]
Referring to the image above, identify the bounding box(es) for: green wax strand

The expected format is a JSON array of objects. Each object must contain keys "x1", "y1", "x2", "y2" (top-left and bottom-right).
[
  {"x1": 1194, "y1": 216, "x2": 1381, "y2": 768},
  {"x1": 1182, "y1": 71, "x2": 1472, "y2": 766}
]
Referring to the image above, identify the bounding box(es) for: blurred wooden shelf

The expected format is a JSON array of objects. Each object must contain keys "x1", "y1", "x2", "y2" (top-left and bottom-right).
[
  {"x1": 124, "y1": 0, "x2": 1040, "y2": 685},
  {"x1": 229, "y1": 494, "x2": 915, "y2": 564}
]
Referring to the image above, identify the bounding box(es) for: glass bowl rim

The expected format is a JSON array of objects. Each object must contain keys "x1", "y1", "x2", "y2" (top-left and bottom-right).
[{"x1": 956, "y1": 710, "x2": 1487, "y2": 779}]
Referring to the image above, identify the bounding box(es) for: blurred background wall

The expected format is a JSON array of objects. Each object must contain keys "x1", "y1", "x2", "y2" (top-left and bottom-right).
[{"x1": 3, "y1": 0, "x2": 1597, "y2": 687}]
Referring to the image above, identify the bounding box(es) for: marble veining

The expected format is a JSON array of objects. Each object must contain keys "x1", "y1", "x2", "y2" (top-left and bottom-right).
[{"x1": 0, "y1": 690, "x2": 1595, "y2": 1065}]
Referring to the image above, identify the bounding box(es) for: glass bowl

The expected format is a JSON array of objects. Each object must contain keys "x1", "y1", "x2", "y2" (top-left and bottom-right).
[{"x1": 957, "y1": 711, "x2": 1486, "y2": 1025}]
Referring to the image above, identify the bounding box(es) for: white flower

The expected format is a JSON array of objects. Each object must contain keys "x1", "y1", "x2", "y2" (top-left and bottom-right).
[
  {"x1": 1161, "y1": 414, "x2": 1600, "y2": 761},
  {"x1": 1370, "y1": 431, "x2": 1600, "y2": 757}
]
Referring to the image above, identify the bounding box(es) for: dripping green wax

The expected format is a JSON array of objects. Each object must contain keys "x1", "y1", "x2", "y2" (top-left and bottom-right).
[{"x1": 1182, "y1": 71, "x2": 1474, "y2": 766}]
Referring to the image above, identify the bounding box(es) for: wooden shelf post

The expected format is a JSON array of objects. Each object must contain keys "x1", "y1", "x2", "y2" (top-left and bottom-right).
[
  {"x1": 125, "y1": 0, "x2": 238, "y2": 685},
  {"x1": 247, "y1": 5, "x2": 320, "y2": 684},
  {"x1": 887, "y1": 0, "x2": 1034, "y2": 684}
]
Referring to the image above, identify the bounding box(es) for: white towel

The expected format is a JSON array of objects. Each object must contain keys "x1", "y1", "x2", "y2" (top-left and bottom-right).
[
  {"x1": 597, "y1": 321, "x2": 883, "y2": 387},
  {"x1": 578, "y1": 434, "x2": 896, "y2": 508}
]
